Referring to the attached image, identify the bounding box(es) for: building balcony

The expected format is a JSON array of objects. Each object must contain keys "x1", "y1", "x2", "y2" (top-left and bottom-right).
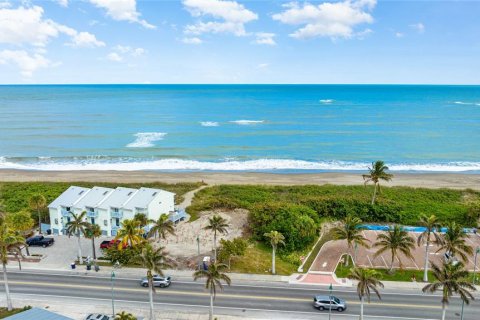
[
  {"x1": 86, "y1": 211, "x2": 98, "y2": 218},
  {"x1": 111, "y1": 211, "x2": 123, "y2": 219},
  {"x1": 61, "y1": 209, "x2": 71, "y2": 217},
  {"x1": 111, "y1": 225, "x2": 121, "y2": 231}
]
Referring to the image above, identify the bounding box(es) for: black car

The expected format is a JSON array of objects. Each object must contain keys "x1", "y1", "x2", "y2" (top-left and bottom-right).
[{"x1": 26, "y1": 235, "x2": 54, "y2": 247}]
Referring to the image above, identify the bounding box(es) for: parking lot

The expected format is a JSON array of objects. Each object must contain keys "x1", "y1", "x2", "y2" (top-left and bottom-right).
[{"x1": 309, "y1": 230, "x2": 480, "y2": 273}]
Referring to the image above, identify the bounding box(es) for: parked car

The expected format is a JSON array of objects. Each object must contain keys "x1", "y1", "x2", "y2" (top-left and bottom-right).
[
  {"x1": 140, "y1": 275, "x2": 171, "y2": 288},
  {"x1": 85, "y1": 314, "x2": 112, "y2": 320},
  {"x1": 313, "y1": 295, "x2": 347, "y2": 312},
  {"x1": 26, "y1": 235, "x2": 54, "y2": 248},
  {"x1": 100, "y1": 239, "x2": 126, "y2": 249}
]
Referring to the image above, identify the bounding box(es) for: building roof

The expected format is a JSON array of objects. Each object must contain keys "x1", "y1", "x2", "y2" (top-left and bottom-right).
[
  {"x1": 123, "y1": 187, "x2": 175, "y2": 210},
  {"x1": 97, "y1": 187, "x2": 137, "y2": 210},
  {"x1": 74, "y1": 186, "x2": 114, "y2": 209},
  {"x1": 4, "y1": 307, "x2": 74, "y2": 320},
  {"x1": 48, "y1": 186, "x2": 90, "y2": 208}
]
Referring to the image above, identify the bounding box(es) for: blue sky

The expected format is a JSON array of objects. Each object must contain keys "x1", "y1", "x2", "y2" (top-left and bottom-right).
[{"x1": 0, "y1": 0, "x2": 479, "y2": 84}]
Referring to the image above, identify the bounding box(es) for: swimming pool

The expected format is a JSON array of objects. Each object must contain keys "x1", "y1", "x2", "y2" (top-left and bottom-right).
[{"x1": 360, "y1": 224, "x2": 477, "y2": 234}]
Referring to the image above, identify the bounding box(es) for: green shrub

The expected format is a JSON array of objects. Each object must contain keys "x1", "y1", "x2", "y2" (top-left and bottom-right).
[
  {"x1": 250, "y1": 203, "x2": 319, "y2": 252},
  {"x1": 103, "y1": 245, "x2": 143, "y2": 265}
]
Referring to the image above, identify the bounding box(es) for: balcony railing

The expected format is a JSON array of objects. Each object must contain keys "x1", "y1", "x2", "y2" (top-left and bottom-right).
[
  {"x1": 61, "y1": 209, "x2": 71, "y2": 217},
  {"x1": 111, "y1": 225, "x2": 121, "y2": 231},
  {"x1": 86, "y1": 211, "x2": 98, "y2": 218},
  {"x1": 111, "y1": 211, "x2": 123, "y2": 219}
]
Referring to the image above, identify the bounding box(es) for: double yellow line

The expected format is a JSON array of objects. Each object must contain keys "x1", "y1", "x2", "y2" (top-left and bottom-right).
[{"x1": 7, "y1": 280, "x2": 440, "y2": 309}]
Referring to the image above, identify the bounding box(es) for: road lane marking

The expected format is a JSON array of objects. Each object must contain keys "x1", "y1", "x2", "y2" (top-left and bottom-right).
[
  {"x1": 5, "y1": 271, "x2": 454, "y2": 298},
  {"x1": 4, "y1": 280, "x2": 441, "y2": 309},
  {"x1": 10, "y1": 293, "x2": 441, "y2": 320}
]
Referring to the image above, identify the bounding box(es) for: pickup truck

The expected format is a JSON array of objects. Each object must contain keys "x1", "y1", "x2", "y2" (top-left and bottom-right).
[{"x1": 26, "y1": 235, "x2": 54, "y2": 247}]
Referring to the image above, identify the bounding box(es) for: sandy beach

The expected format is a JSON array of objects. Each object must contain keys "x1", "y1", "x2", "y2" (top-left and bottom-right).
[{"x1": 0, "y1": 169, "x2": 479, "y2": 190}]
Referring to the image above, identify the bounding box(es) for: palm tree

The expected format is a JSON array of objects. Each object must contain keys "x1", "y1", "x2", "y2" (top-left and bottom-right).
[
  {"x1": 148, "y1": 214, "x2": 175, "y2": 242},
  {"x1": 204, "y1": 215, "x2": 229, "y2": 261},
  {"x1": 65, "y1": 211, "x2": 89, "y2": 265},
  {"x1": 0, "y1": 215, "x2": 26, "y2": 311},
  {"x1": 362, "y1": 161, "x2": 393, "y2": 205},
  {"x1": 29, "y1": 194, "x2": 46, "y2": 234},
  {"x1": 422, "y1": 261, "x2": 476, "y2": 320},
  {"x1": 115, "y1": 311, "x2": 136, "y2": 320},
  {"x1": 115, "y1": 219, "x2": 144, "y2": 249},
  {"x1": 331, "y1": 216, "x2": 370, "y2": 266},
  {"x1": 193, "y1": 262, "x2": 231, "y2": 320},
  {"x1": 264, "y1": 230, "x2": 285, "y2": 275},
  {"x1": 438, "y1": 222, "x2": 473, "y2": 263},
  {"x1": 134, "y1": 213, "x2": 149, "y2": 229},
  {"x1": 135, "y1": 243, "x2": 171, "y2": 320},
  {"x1": 374, "y1": 225, "x2": 415, "y2": 273},
  {"x1": 417, "y1": 214, "x2": 443, "y2": 282},
  {"x1": 348, "y1": 267, "x2": 384, "y2": 320},
  {"x1": 85, "y1": 223, "x2": 102, "y2": 265}
]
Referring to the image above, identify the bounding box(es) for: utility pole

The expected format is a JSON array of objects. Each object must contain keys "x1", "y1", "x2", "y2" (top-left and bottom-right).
[
  {"x1": 460, "y1": 247, "x2": 480, "y2": 320},
  {"x1": 197, "y1": 235, "x2": 201, "y2": 270},
  {"x1": 328, "y1": 283, "x2": 332, "y2": 320},
  {"x1": 111, "y1": 261, "x2": 120, "y2": 318}
]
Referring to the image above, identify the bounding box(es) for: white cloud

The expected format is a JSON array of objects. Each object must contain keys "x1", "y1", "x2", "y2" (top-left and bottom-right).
[
  {"x1": 257, "y1": 63, "x2": 269, "y2": 69},
  {"x1": 55, "y1": 0, "x2": 68, "y2": 7},
  {"x1": 183, "y1": 0, "x2": 258, "y2": 37},
  {"x1": 272, "y1": 0, "x2": 376, "y2": 39},
  {"x1": 89, "y1": 0, "x2": 156, "y2": 29},
  {"x1": 0, "y1": 5, "x2": 105, "y2": 47},
  {"x1": 182, "y1": 37, "x2": 203, "y2": 45},
  {"x1": 0, "y1": 50, "x2": 50, "y2": 77},
  {"x1": 255, "y1": 32, "x2": 276, "y2": 45},
  {"x1": 395, "y1": 32, "x2": 404, "y2": 38},
  {"x1": 68, "y1": 31, "x2": 105, "y2": 47},
  {"x1": 107, "y1": 45, "x2": 146, "y2": 62},
  {"x1": 106, "y1": 52, "x2": 123, "y2": 62},
  {"x1": 410, "y1": 22, "x2": 425, "y2": 34},
  {"x1": 0, "y1": 2, "x2": 11, "y2": 9}
]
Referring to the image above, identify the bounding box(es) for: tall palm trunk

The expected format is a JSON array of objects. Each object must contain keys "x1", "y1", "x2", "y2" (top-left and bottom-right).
[
  {"x1": 37, "y1": 207, "x2": 42, "y2": 234},
  {"x1": 389, "y1": 250, "x2": 395, "y2": 273},
  {"x1": 441, "y1": 303, "x2": 447, "y2": 320},
  {"x1": 213, "y1": 230, "x2": 217, "y2": 261},
  {"x1": 91, "y1": 237, "x2": 97, "y2": 261},
  {"x1": 148, "y1": 276, "x2": 155, "y2": 320},
  {"x1": 371, "y1": 183, "x2": 378, "y2": 205},
  {"x1": 423, "y1": 239, "x2": 430, "y2": 282},
  {"x1": 77, "y1": 233, "x2": 83, "y2": 264},
  {"x1": 209, "y1": 287, "x2": 214, "y2": 320},
  {"x1": 272, "y1": 245, "x2": 276, "y2": 274},
  {"x1": 360, "y1": 296, "x2": 364, "y2": 320},
  {"x1": 2, "y1": 263, "x2": 12, "y2": 311}
]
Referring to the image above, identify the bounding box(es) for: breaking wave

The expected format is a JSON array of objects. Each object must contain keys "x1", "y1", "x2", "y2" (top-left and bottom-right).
[
  {"x1": 319, "y1": 99, "x2": 334, "y2": 104},
  {"x1": 0, "y1": 157, "x2": 479, "y2": 172},
  {"x1": 230, "y1": 120, "x2": 264, "y2": 125},
  {"x1": 200, "y1": 121, "x2": 219, "y2": 127},
  {"x1": 126, "y1": 132, "x2": 167, "y2": 148}
]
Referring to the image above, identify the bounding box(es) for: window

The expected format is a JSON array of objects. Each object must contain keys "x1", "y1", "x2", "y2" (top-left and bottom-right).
[
  {"x1": 103, "y1": 191, "x2": 108, "y2": 196},
  {"x1": 79, "y1": 191, "x2": 84, "y2": 195},
  {"x1": 113, "y1": 207, "x2": 119, "y2": 212},
  {"x1": 54, "y1": 218, "x2": 58, "y2": 225},
  {"x1": 91, "y1": 218, "x2": 95, "y2": 225},
  {"x1": 152, "y1": 192, "x2": 157, "y2": 196},
  {"x1": 128, "y1": 191, "x2": 133, "y2": 196},
  {"x1": 104, "y1": 220, "x2": 108, "y2": 226},
  {"x1": 87, "y1": 207, "x2": 94, "y2": 212},
  {"x1": 66, "y1": 207, "x2": 70, "y2": 211},
  {"x1": 115, "y1": 218, "x2": 120, "y2": 226}
]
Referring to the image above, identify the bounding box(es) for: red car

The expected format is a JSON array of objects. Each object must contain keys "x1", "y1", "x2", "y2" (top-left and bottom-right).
[{"x1": 100, "y1": 239, "x2": 124, "y2": 249}]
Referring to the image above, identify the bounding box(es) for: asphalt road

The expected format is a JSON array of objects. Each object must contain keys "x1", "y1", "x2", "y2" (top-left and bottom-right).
[{"x1": 1, "y1": 271, "x2": 479, "y2": 320}]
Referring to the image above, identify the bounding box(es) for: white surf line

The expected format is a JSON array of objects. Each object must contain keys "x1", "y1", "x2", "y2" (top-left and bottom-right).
[
  {"x1": 5, "y1": 270, "x2": 456, "y2": 298},
  {"x1": 10, "y1": 293, "x2": 439, "y2": 320}
]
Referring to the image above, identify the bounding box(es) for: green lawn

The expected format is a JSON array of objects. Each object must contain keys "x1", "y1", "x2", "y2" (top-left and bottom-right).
[
  {"x1": 0, "y1": 306, "x2": 31, "y2": 319},
  {"x1": 228, "y1": 242, "x2": 298, "y2": 275}
]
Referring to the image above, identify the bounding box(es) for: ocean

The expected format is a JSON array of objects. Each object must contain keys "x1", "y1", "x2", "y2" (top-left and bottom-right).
[{"x1": 0, "y1": 85, "x2": 479, "y2": 173}]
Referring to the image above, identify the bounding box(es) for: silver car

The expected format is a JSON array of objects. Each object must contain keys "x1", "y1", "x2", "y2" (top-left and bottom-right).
[
  {"x1": 140, "y1": 275, "x2": 171, "y2": 288},
  {"x1": 313, "y1": 295, "x2": 347, "y2": 312},
  {"x1": 85, "y1": 314, "x2": 112, "y2": 320}
]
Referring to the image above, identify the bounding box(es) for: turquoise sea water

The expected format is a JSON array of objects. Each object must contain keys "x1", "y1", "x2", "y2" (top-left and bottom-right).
[{"x1": 0, "y1": 85, "x2": 479, "y2": 172}]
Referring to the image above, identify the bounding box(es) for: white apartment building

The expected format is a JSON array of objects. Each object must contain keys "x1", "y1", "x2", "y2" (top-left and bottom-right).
[{"x1": 48, "y1": 186, "x2": 176, "y2": 236}]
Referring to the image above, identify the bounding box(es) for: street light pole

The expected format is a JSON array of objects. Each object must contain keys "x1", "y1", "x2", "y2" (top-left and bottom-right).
[
  {"x1": 111, "y1": 261, "x2": 120, "y2": 318},
  {"x1": 460, "y1": 246, "x2": 480, "y2": 320},
  {"x1": 328, "y1": 283, "x2": 332, "y2": 320}
]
